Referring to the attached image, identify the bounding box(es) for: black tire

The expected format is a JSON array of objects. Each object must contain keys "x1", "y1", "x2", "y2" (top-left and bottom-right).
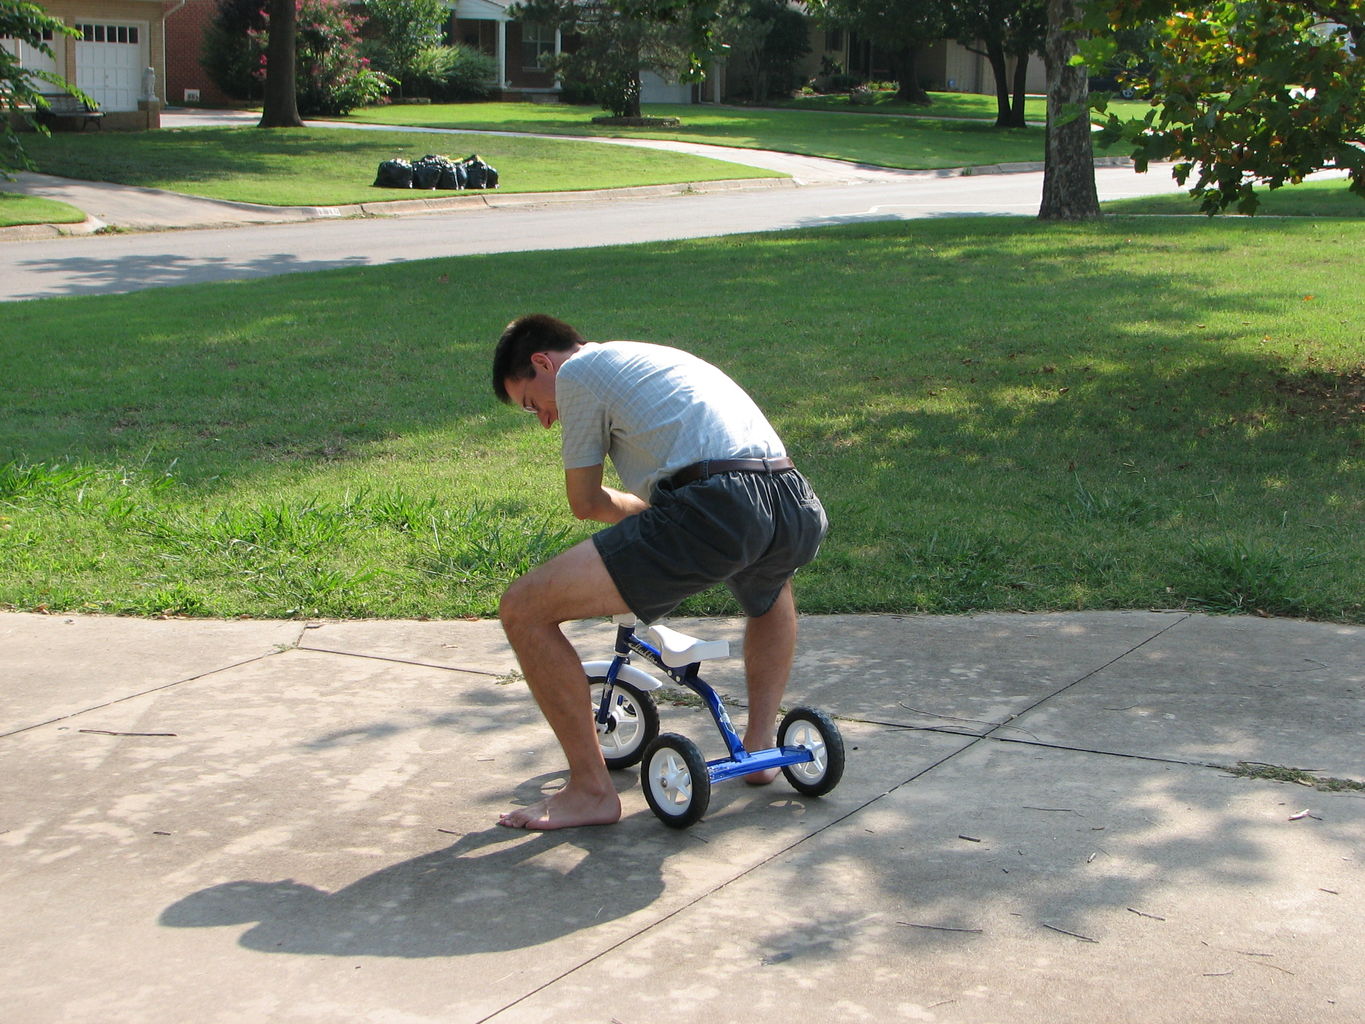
[
  {"x1": 588, "y1": 676, "x2": 659, "y2": 770},
  {"x1": 641, "y1": 734, "x2": 710, "y2": 828},
  {"x1": 779, "y1": 706, "x2": 845, "y2": 797}
]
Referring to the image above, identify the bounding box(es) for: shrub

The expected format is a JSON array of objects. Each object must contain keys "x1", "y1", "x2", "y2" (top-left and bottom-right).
[
  {"x1": 408, "y1": 43, "x2": 498, "y2": 101},
  {"x1": 359, "y1": 0, "x2": 448, "y2": 97}
]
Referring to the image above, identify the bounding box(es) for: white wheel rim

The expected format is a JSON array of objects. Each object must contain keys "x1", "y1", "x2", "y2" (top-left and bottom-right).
[
  {"x1": 649, "y1": 749, "x2": 693, "y2": 810},
  {"x1": 593, "y1": 688, "x2": 643, "y2": 757},
  {"x1": 785, "y1": 721, "x2": 827, "y2": 781}
]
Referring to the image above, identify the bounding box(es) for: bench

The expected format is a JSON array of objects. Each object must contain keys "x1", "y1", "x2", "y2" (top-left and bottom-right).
[{"x1": 35, "y1": 93, "x2": 104, "y2": 131}]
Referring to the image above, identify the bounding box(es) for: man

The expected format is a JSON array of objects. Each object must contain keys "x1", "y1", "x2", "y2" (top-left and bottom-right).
[{"x1": 492, "y1": 314, "x2": 828, "y2": 830}]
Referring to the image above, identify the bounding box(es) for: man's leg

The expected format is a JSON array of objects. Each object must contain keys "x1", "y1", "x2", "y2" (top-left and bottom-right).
[
  {"x1": 740, "y1": 580, "x2": 797, "y2": 784},
  {"x1": 497, "y1": 538, "x2": 632, "y2": 829}
]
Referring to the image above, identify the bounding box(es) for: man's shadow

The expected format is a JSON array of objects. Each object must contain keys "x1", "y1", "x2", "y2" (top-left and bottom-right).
[{"x1": 158, "y1": 770, "x2": 692, "y2": 959}]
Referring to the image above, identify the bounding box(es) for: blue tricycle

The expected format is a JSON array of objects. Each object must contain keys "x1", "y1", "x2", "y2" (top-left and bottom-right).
[{"x1": 583, "y1": 615, "x2": 845, "y2": 828}]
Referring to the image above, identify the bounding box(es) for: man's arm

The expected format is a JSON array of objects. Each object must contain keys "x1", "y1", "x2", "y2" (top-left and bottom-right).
[{"x1": 565, "y1": 465, "x2": 648, "y2": 524}]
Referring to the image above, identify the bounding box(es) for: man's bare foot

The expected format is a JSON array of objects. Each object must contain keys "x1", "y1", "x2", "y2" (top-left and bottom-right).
[
  {"x1": 497, "y1": 785, "x2": 622, "y2": 830},
  {"x1": 741, "y1": 731, "x2": 780, "y2": 785},
  {"x1": 742, "y1": 766, "x2": 780, "y2": 786}
]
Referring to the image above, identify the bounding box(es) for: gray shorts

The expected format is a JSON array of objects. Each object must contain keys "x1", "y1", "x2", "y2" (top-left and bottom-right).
[{"x1": 593, "y1": 468, "x2": 828, "y2": 623}]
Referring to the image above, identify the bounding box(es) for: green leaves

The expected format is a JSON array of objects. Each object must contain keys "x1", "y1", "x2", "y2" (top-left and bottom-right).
[{"x1": 1094, "y1": 0, "x2": 1365, "y2": 213}]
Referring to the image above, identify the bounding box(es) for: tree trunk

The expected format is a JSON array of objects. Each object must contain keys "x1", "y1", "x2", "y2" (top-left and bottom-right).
[
  {"x1": 893, "y1": 47, "x2": 931, "y2": 106},
  {"x1": 1007, "y1": 52, "x2": 1030, "y2": 128},
  {"x1": 258, "y1": 0, "x2": 303, "y2": 128},
  {"x1": 1038, "y1": 0, "x2": 1099, "y2": 220},
  {"x1": 986, "y1": 42, "x2": 1011, "y2": 127},
  {"x1": 626, "y1": 68, "x2": 642, "y2": 118}
]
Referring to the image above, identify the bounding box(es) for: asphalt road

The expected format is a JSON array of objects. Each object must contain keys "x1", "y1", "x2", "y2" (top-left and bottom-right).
[{"x1": 0, "y1": 112, "x2": 1189, "y2": 302}]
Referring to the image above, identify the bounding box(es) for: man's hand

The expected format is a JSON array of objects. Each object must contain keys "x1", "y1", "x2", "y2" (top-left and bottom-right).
[{"x1": 565, "y1": 465, "x2": 648, "y2": 524}]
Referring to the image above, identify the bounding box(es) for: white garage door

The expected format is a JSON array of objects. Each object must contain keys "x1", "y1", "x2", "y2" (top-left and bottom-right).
[
  {"x1": 74, "y1": 22, "x2": 145, "y2": 111},
  {"x1": 1, "y1": 28, "x2": 61, "y2": 80}
]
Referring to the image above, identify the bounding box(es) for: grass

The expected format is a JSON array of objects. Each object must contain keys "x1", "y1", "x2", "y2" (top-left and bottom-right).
[
  {"x1": 0, "y1": 191, "x2": 86, "y2": 227},
  {"x1": 18, "y1": 126, "x2": 779, "y2": 206},
  {"x1": 14, "y1": 97, "x2": 1145, "y2": 213},
  {"x1": 1104, "y1": 178, "x2": 1365, "y2": 218},
  {"x1": 1230, "y1": 762, "x2": 1365, "y2": 792},
  {"x1": 343, "y1": 101, "x2": 1049, "y2": 170},
  {"x1": 772, "y1": 90, "x2": 1053, "y2": 121},
  {"x1": 772, "y1": 89, "x2": 1157, "y2": 126},
  {"x1": 3, "y1": 214, "x2": 1362, "y2": 622}
]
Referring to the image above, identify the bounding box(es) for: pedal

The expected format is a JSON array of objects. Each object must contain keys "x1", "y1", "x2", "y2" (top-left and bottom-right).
[{"x1": 648, "y1": 624, "x2": 729, "y2": 668}]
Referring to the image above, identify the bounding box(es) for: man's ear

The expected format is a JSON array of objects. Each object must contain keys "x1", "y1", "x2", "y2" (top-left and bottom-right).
[{"x1": 530, "y1": 351, "x2": 553, "y2": 374}]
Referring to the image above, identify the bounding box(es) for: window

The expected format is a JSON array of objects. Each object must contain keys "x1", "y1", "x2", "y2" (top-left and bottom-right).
[
  {"x1": 77, "y1": 24, "x2": 138, "y2": 45},
  {"x1": 521, "y1": 24, "x2": 555, "y2": 71}
]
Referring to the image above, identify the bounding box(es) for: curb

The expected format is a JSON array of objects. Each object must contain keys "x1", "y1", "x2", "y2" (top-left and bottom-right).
[
  {"x1": 0, "y1": 215, "x2": 105, "y2": 241},
  {"x1": 0, "y1": 175, "x2": 797, "y2": 239},
  {"x1": 0, "y1": 156, "x2": 1134, "y2": 240},
  {"x1": 356, "y1": 174, "x2": 796, "y2": 218}
]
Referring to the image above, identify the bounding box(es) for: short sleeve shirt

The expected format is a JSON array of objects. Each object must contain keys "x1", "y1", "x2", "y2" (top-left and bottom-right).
[{"x1": 555, "y1": 341, "x2": 787, "y2": 499}]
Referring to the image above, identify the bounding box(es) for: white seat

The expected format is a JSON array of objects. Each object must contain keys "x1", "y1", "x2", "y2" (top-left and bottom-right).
[{"x1": 648, "y1": 624, "x2": 730, "y2": 668}]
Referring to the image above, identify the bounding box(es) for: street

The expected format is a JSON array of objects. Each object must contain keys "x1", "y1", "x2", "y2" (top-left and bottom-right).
[{"x1": 0, "y1": 113, "x2": 1189, "y2": 301}]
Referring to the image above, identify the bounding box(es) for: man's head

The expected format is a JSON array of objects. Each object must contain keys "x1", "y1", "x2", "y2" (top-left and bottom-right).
[{"x1": 492, "y1": 314, "x2": 584, "y2": 404}]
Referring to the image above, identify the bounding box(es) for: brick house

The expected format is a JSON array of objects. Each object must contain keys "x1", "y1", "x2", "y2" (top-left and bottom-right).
[
  {"x1": 164, "y1": 0, "x2": 233, "y2": 106},
  {"x1": 2, "y1": 0, "x2": 167, "y2": 128}
]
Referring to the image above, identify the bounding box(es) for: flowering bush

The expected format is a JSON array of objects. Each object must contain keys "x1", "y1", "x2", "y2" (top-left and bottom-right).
[{"x1": 250, "y1": 0, "x2": 391, "y2": 115}]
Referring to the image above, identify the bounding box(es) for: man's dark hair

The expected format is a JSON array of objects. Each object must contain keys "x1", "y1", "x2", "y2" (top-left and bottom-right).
[{"x1": 492, "y1": 314, "x2": 584, "y2": 403}]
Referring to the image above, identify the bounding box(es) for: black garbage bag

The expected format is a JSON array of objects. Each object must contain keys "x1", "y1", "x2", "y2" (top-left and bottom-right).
[
  {"x1": 374, "y1": 159, "x2": 414, "y2": 188},
  {"x1": 414, "y1": 154, "x2": 464, "y2": 190},
  {"x1": 411, "y1": 158, "x2": 442, "y2": 190},
  {"x1": 461, "y1": 154, "x2": 498, "y2": 189},
  {"x1": 461, "y1": 156, "x2": 487, "y2": 190},
  {"x1": 437, "y1": 160, "x2": 466, "y2": 190}
]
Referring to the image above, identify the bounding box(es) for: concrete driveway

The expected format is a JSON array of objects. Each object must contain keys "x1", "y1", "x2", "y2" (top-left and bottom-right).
[{"x1": 2, "y1": 609, "x2": 1362, "y2": 1023}]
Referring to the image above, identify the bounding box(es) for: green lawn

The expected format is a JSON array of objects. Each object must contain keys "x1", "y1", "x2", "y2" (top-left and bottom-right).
[
  {"x1": 13, "y1": 98, "x2": 1145, "y2": 213},
  {"x1": 343, "y1": 101, "x2": 1049, "y2": 170},
  {"x1": 3, "y1": 216, "x2": 1361, "y2": 622},
  {"x1": 19, "y1": 126, "x2": 779, "y2": 206},
  {"x1": 0, "y1": 191, "x2": 86, "y2": 227},
  {"x1": 772, "y1": 89, "x2": 1156, "y2": 125},
  {"x1": 1104, "y1": 177, "x2": 1365, "y2": 217},
  {"x1": 774, "y1": 90, "x2": 1051, "y2": 121}
]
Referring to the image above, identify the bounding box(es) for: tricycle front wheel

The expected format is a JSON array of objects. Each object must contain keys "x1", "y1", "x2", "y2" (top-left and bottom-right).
[{"x1": 588, "y1": 676, "x2": 659, "y2": 770}]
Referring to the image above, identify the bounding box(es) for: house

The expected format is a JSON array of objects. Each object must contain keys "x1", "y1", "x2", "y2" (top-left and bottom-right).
[
  {"x1": 448, "y1": 0, "x2": 697, "y2": 103},
  {"x1": 3, "y1": 0, "x2": 166, "y2": 128},
  {"x1": 107, "y1": 0, "x2": 1039, "y2": 119},
  {"x1": 783, "y1": 25, "x2": 1047, "y2": 101},
  {"x1": 164, "y1": 0, "x2": 233, "y2": 107}
]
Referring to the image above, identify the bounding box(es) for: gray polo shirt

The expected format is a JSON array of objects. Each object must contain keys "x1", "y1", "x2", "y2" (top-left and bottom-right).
[{"x1": 555, "y1": 341, "x2": 786, "y2": 500}]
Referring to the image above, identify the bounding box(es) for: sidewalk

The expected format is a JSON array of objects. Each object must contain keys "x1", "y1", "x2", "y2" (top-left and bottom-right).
[{"x1": 2, "y1": 609, "x2": 1361, "y2": 1023}]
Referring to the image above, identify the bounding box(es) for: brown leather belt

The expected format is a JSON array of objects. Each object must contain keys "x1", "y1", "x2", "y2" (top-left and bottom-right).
[{"x1": 666, "y1": 456, "x2": 795, "y2": 488}]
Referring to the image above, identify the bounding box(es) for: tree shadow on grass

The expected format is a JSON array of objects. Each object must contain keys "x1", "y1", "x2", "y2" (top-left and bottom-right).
[{"x1": 3, "y1": 215, "x2": 1361, "y2": 614}]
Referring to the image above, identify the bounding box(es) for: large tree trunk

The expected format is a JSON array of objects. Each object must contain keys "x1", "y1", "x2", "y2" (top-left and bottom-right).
[
  {"x1": 259, "y1": 0, "x2": 303, "y2": 128},
  {"x1": 893, "y1": 47, "x2": 931, "y2": 106},
  {"x1": 1038, "y1": 0, "x2": 1099, "y2": 219}
]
